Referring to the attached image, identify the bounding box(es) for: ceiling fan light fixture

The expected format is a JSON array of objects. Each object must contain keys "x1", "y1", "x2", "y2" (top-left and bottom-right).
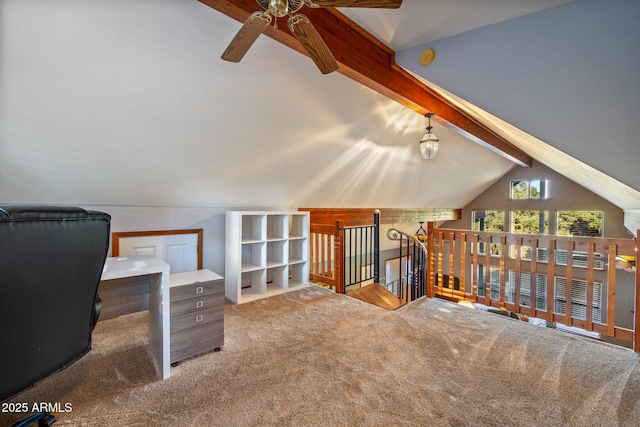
[
  {"x1": 419, "y1": 113, "x2": 439, "y2": 160},
  {"x1": 223, "y1": 0, "x2": 403, "y2": 75},
  {"x1": 268, "y1": 0, "x2": 289, "y2": 17},
  {"x1": 615, "y1": 254, "x2": 636, "y2": 272}
]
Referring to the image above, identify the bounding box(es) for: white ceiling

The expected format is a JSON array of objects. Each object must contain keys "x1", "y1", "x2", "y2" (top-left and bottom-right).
[
  {"x1": 2, "y1": 0, "x2": 637, "y2": 230},
  {"x1": 0, "y1": 0, "x2": 515, "y2": 210},
  {"x1": 340, "y1": 0, "x2": 574, "y2": 50}
]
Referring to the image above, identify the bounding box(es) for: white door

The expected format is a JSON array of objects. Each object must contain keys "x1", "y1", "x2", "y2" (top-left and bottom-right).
[{"x1": 117, "y1": 233, "x2": 199, "y2": 273}]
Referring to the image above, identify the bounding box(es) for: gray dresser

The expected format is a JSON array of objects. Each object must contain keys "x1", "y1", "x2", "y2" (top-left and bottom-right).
[{"x1": 169, "y1": 269, "x2": 224, "y2": 364}]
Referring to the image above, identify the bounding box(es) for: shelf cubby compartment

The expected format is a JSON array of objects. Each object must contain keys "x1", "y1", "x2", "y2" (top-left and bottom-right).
[
  {"x1": 241, "y1": 241, "x2": 265, "y2": 271},
  {"x1": 267, "y1": 214, "x2": 288, "y2": 241},
  {"x1": 288, "y1": 262, "x2": 309, "y2": 288},
  {"x1": 241, "y1": 215, "x2": 266, "y2": 243},
  {"x1": 241, "y1": 270, "x2": 266, "y2": 299},
  {"x1": 289, "y1": 213, "x2": 309, "y2": 239},
  {"x1": 289, "y1": 238, "x2": 308, "y2": 265},
  {"x1": 266, "y1": 240, "x2": 287, "y2": 268},
  {"x1": 267, "y1": 265, "x2": 288, "y2": 291}
]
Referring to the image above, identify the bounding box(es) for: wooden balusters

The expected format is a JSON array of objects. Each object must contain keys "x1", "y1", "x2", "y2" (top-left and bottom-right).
[{"x1": 425, "y1": 226, "x2": 638, "y2": 350}]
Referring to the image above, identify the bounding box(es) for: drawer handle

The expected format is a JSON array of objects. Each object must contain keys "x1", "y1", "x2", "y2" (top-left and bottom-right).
[
  {"x1": 196, "y1": 286, "x2": 204, "y2": 294},
  {"x1": 196, "y1": 300, "x2": 204, "y2": 309},
  {"x1": 196, "y1": 314, "x2": 203, "y2": 322}
]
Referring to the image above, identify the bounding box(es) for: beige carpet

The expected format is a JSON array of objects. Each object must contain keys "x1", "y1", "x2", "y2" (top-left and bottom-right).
[{"x1": 3, "y1": 286, "x2": 640, "y2": 426}]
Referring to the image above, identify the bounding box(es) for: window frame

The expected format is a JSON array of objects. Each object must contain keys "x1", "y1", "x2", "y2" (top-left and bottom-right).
[
  {"x1": 509, "y1": 210, "x2": 549, "y2": 235},
  {"x1": 510, "y1": 179, "x2": 548, "y2": 200},
  {"x1": 556, "y1": 210, "x2": 604, "y2": 237},
  {"x1": 471, "y1": 210, "x2": 505, "y2": 256}
]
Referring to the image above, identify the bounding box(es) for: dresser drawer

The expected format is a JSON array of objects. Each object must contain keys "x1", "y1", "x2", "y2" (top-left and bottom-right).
[
  {"x1": 170, "y1": 306, "x2": 223, "y2": 334},
  {"x1": 170, "y1": 308, "x2": 224, "y2": 364},
  {"x1": 170, "y1": 278, "x2": 223, "y2": 302},
  {"x1": 170, "y1": 291, "x2": 224, "y2": 317},
  {"x1": 170, "y1": 329, "x2": 223, "y2": 364}
]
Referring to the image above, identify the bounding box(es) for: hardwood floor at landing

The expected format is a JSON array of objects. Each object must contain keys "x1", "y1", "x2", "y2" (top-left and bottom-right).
[{"x1": 346, "y1": 283, "x2": 406, "y2": 310}]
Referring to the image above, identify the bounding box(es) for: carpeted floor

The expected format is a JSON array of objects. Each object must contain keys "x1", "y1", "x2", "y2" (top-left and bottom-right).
[{"x1": 3, "y1": 285, "x2": 640, "y2": 426}]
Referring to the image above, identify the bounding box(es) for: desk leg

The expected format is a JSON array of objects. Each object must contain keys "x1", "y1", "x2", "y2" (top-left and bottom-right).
[{"x1": 148, "y1": 271, "x2": 171, "y2": 379}]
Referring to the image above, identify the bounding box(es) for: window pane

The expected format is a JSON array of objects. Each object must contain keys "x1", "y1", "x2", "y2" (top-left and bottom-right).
[
  {"x1": 472, "y1": 211, "x2": 504, "y2": 256},
  {"x1": 472, "y1": 210, "x2": 504, "y2": 232},
  {"x1": 511, "y1": 180, "x2": 529, "y2": 199},
  {"x1": 535, "y1": 274, "x2": 548, "y2": 311},
  {"x1": 511, "y1": 210, "x2": 549, "y2": 234},
  {"x1": 529, "y1": 179, "x2": 547, "y2": 199},
  {"x1": 557, "y1": 211, "x2": 603, "y2": 237},
  {"x1": 553, "y1": 277, "x2": 603, "y2": 323},
  {"x1": 478, "y1": 266, "x2": 501, "y2": 300}
]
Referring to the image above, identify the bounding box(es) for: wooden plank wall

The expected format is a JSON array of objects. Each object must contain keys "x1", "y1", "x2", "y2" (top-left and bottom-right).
[{"x1": 300, "y1": 208, "x2": 461, "y2": 227}]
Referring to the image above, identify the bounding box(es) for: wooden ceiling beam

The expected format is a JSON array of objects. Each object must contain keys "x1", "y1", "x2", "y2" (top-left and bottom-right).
[{"x1": 199, "y1": 0, "x2": 532, "y2": 167}]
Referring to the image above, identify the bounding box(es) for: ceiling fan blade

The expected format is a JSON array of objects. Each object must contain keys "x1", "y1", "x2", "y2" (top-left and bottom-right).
[
  {"x1": 221, "y1": 12, "x2": 272, "y2": 63},
  {"x1": 304, "y1": 0, "x2": 402, "y2": 8},
  {"x1": 288, "y1": 14, "x2": 339, "y2": 74}
]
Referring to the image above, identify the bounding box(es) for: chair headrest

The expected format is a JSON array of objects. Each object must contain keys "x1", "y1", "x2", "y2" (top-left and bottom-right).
[{"x1": 0, "y1": 205, "x2": 89, "y2": 222}]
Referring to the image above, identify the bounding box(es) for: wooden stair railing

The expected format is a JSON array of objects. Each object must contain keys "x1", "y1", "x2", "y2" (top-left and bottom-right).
[
  {"x1": 309, "y1": 221, "x2": 345, "y2": 294},
  {"x1": 304, "y1": 208, "x2": 460, "y2": 299}
]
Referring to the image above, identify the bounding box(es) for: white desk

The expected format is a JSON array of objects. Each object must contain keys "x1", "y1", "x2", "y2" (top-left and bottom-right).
[{"x1": 101, "y1": 256, "x2": 171, "y2": 379}]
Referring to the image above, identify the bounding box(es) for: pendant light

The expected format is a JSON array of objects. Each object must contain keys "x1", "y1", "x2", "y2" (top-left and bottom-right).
[{"x1": 419, "y1": 113, "x2": 439, "y2": 160}]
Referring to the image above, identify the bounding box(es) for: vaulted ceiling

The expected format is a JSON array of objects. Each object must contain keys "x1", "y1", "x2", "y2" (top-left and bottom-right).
[
  {"x1": 1, "y1": 0, "x2": 638, "y2": 230},
  {"x1": 199, "y1": 0, "x2": 640, "y2": 228},
  {"x1": 200, "y1": 0, "x2": 532, "y2": 167},
  {"x1": 339, "y1": 0, "x2": 575, "y2": 50}
]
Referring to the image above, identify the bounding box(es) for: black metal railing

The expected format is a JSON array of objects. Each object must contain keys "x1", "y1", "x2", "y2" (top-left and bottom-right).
[
  {"x1": 343, "y1": 223, "x2": 377, "y2": 291},
  {"x1": 339, "y1": 209, "x2": 429, "y2": 303},
  {"x1": 386, "y1": 228, "x2": 428, "y2": 302}
]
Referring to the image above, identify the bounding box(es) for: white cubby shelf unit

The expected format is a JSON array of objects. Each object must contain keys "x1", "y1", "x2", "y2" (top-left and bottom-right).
[{"x1": 225, "y1": 211, "x2": 310, "y2": 304}]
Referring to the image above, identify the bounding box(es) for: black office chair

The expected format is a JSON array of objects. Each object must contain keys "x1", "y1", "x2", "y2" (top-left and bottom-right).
[{"x1": 0, "y1": 205, "x2": 111, "y2": 426}]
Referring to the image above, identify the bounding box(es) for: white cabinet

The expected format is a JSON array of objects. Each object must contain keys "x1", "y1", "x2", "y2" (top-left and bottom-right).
[{"x1": 225, "y1": 211, "x2": 309, "y2": 304}]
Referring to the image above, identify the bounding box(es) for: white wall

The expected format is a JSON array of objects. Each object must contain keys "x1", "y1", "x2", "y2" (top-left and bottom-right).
[
  {"x1": 443, "y1": 161, "x2": 631, "y2": 239},
  {"x1": 0, "y1": 0, "x2": 513, "y2": 208},
  {"x1": 0, "y1": 0, "x2": 516, "y2": 275}
]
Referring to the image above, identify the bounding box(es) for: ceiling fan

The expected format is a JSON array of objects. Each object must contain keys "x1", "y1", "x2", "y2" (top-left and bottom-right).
[
  {"x1": 615, "y1": 254, "x2": 636, "y2": 273},
  {"x1": 221, "y1": 0, "x2": 403, "y2": 74}
]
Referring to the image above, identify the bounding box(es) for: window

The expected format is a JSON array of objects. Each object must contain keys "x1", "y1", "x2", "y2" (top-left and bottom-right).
[
  {"x1": 515, "y1": 246, "x2": 549, "y2": 263},
  {"x1": 554, "y1": 249, "x2": 605, "y2": 270},
  {"x1": 472, "y1": 210, "x2": 504, "y2": 232},
  {"x1": 557, "y1": 211, "x2": 603, "y2": 237},
  {"x1": 510, "y1": 210, "x2": 549, "y2": 234},
  {"x1": 553, "y1": 277, "x2": 603, "y2": 323},
  {"x1": 506, "y1": 271, "x2": 548, "y2": 310},
  {"x1": 477, "y1": 265, "x2": 500, "y2": 300},
  {"x1": 472, "y1": 210, "x2": 504, "y2": 256},
  {"x1": 508, "y1": 210, "x2": 548, "y2": 261},
  {"x1": 510, "y1": 179, "x2": 547, "y2": 199}
]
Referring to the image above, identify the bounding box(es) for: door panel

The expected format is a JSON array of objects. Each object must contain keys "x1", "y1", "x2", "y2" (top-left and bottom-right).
[{"x1": 118, "y1": 234, "x2": 198, "y2": 273}]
